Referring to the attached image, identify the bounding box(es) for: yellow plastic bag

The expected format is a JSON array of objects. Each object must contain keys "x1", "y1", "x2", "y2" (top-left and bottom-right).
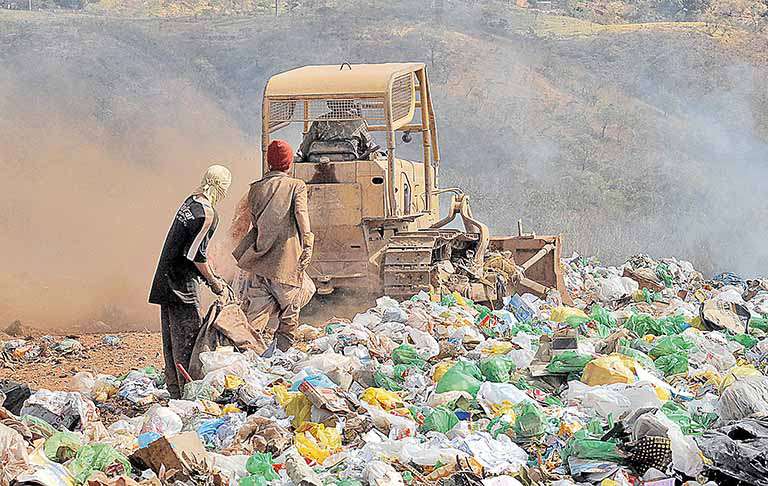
[
  {"x1": 273, "y1": 385, "x2": 312, "y2": 428},
  {"x1": 294, "y1": 422, "x2": 342, "y2": 465},
  {"x1": 688, "y1": 316, "x2": 706, "y2": 330},
  {"x1": 488, "y1": 402, "x2": 516, "y2": 419},
  {"x1": 91, "y1": 382, "x2": 118, "y2": 402},
  {"x1": 224, "y1": 375, "x2": 245, "y2": 390},
  {"x1": 558, "y1": 421, "x2": 583, "y2": 438},
  {"x1": 690, "y1": 368, "x2": 723, "y2": 388},
  {"x1": 550, "y1": 306, "x2": 588, "y2": 323},
  {"x1": 202, "y1": 400, "x2": 223, "y2": 416},
  {"x1": 222, "y1": 404, "x2": 242, "y2": 415},
  {"x1": 581, "y1": 354, "x2": 637, "y2": 386},
  {"x1": 653, "y1": 385, "x2": 671, "y2": 401},
  {"x1": 721, "y1": 365, "x2": 762, "y2": 392},
  {"x1": 361, "y1": 388, "x2": 403, "y2": 411},
  {"x1": 452, "y1": 291, "x2": 468, "y2": 307},
  {"x1": 432, "y1": 361, "x2": 455, "y2": 383},
  {"x1": 481, "y1": 342, "x2": 515, "y2": 355}
]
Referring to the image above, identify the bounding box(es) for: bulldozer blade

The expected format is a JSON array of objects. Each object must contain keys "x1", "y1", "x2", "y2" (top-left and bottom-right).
[{"x1": 489, "y1": 235, "x2": 572, "y2": 305}]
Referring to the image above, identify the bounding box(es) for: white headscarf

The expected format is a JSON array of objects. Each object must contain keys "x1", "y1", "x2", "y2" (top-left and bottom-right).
[{"x1": 194, "y1": 165, "x2": 232, "y2": 206}]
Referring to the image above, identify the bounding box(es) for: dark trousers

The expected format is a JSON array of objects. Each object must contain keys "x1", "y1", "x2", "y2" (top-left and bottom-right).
[{"x1": 160, "y1": 302, "x2": 202, "y2": 399}]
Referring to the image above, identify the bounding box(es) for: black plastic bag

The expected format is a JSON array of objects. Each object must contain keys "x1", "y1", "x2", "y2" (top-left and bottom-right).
[{"x1": 696, "y1": 417, "x2": 768, "y2": 485}]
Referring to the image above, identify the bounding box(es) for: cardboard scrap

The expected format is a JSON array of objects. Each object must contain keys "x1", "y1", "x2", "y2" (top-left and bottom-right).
[{"x1": 130, "y1": 432, "x2": 210, "y2": 482}]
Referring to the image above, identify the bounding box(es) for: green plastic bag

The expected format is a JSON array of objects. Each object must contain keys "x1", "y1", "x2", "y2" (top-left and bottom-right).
[
  {"x1": 656, "y1": 263, "x2": 673, "y2": 288},
  {"x1": 640, "y1": 288, "x2": 662, "y2": 304},
  {"x1": 509, "y1": 321, "x2": 542, "y2": 336},
  {"x1": 590, "y1": 304, "x2": 617, "y2": 337},
  {"x1": 565, "y1": 315, "x2": 591, "y2": 328},
  {"x1": 334, "y1": 480, "x2": 364, "y2": 486},
  {"x1": 513, "y1": 401, "x2": 546, "y2": 438},
  {"x1": 618, "y1": 346, "x2": 656, "y2": 371},
  {"x1": 435, "y1": 361, "x2": 483, "y2": 397},
  {"x1": 654, "y1": 353, "x2": 688, "y2": 376},
  {"x1": 487, "y1": 416, "x2": 512, "y2": 439},
  {"x1": 374, "y1": 370, "x2": 403, "y2": 391},
  {"x1": 625, "y1": 313, "x2": 687, "y2": 336},
  {"x1": 392, "y1": 344, "x2": 426, "y2": 368},
  {"x1": 661, "y1": 401, "x2": 707, "y2": 435},
  {"x1": 393, "y1": 364, "x2": 418, "y2": 383},
  {"x1": 21, "y1": 415, "x2": 57, "y2": 439},
  {"x1": 239, "y1": 477, "x2": 268, "y2": 486},
  {"x1": 750, "y1": 317, "x2": 768, "y2": 332},
  {"x1": 67, "y1": 444, "x2": 131, "y2": 484},
  {"x1": 44, "y1": 431, "x2": 82, "y2": 462},
  {"x1": 242, "y1": 452, "x2": 279, "y2": 485},
  {"x1": 183, "y1": 380, "x2": 218, "y2": 401},
  {"x1": 479, "y1": 356, "x2": 516, "y2": 383},
  {"x1": 591, "y1": 304, "x2": 616, "y2": 328},
  {"x1": 546, "y1": 351, "x2": 592, "y2": 374},
  {"x1": 567, "y1": 439, "x2": 623, "y2": 461},
  {"x1": 728, "y1": 333, "x2": 758, "y2": 349},
  {"x1": 649, "y1": 336, "x2": 695, "y2": 359},
  {"x1": 441, "y1": 294, "x2": 457, "y2": 307},
  {"x1": 421, "y1": 406, "x2": 459, "y2": 433}
]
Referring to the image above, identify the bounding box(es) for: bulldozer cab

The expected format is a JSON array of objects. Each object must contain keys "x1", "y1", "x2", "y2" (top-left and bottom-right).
[
  {"x1": 262, "y1": 62, "x2": 438, "y2": 219},
  {"x1": 261, "y1": 62, "x2": 569, "y2": 304}
]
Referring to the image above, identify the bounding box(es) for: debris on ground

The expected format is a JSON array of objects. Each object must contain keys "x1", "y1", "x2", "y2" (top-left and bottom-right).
[{"x1": 2, "y1": 252, "x2": 768, "y2": 485}]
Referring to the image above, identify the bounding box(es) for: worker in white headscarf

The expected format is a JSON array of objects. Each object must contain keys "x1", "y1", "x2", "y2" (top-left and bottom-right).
[{"x1": 149, "y1": 164, "x2": 232, "y2": 398}]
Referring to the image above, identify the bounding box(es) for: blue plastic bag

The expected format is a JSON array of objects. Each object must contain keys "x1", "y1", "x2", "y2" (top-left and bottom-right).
[{"x1": 290, "y1": 373, "x2": 337, "y2": 391}]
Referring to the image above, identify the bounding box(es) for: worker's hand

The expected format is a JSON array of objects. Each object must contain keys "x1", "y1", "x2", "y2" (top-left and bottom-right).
[
  {"x1": 209, "y1": 277, "x2": 226, "y2": 295},
  {"x1": 299, "y1": 248, "x2": 312, "y2": 271}
]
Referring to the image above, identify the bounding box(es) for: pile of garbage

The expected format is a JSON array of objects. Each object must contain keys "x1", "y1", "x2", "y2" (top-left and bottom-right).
[
  {"x1": 2, "y1": 336, "x2": 87, "y2": 365},
  {"x1": 3, "y1": 253, "x2": 768, "y2": 486}
]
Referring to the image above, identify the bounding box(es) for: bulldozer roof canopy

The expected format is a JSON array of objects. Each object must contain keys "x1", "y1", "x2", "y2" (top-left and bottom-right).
[{"x1": 265, "y1": 62, "x2": 425, "y2": 98}]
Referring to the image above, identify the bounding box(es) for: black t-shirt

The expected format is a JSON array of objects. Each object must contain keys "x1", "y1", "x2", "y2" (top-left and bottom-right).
[{"x1": 149, "y1": 195, "x2": 219, "y2": 306}]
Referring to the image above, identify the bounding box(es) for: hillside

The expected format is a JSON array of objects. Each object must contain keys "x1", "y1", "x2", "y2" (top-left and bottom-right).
[{"x1": 1, "y1": 0, "x2": 768, "y2": 329}]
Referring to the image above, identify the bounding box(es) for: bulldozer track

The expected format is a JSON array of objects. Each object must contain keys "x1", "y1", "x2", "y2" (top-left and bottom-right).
[{"x1": 382, "y1": 228, "x2": 478, "y2": 300}]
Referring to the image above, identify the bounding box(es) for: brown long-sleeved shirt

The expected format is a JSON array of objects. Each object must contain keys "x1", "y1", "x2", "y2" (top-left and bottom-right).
[{"x1": 234, "y1": 171, "x2": 314, "y2": 287}]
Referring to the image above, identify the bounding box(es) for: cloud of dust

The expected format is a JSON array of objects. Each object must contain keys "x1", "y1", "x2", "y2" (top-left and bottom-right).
[{"x1": 0, "y1": 67, "x2": 258, "y2": 332}]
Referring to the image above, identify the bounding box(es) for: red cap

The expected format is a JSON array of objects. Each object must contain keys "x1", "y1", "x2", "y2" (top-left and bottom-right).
[{"x1": 267, "y1": 140, "x2": 293, "y2": 171}]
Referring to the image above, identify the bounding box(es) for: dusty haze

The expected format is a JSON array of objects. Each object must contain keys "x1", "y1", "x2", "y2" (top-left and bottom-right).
[
  {"x1": 1, "y1": 3, "x2": 767, "y2": 331},
  {"x1": 0, "y1": 57, "x2": 256, "y2": 330}
]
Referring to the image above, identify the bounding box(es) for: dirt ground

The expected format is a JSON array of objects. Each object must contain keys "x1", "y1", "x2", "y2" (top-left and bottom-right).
[
  {"x1": 0, "y1": 332, "x2": 164, "y2": 392},
  {"x1": 0, "y1": 291, "x2": 369, "y2": 393}
]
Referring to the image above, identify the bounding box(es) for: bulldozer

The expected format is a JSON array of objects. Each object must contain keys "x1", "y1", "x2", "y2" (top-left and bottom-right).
[{"x1": 261, "y1": 62, "x2": 570, "y2": 307}]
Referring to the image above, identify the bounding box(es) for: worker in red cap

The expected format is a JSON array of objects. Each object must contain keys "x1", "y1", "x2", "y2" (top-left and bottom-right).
[{"x1": 232, "y1": 139, "x2": 315, "y2": 355}]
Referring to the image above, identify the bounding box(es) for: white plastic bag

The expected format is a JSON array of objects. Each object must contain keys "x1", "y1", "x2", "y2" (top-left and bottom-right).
[
  {"x1": 168, "y1": 399, "x2": 205, "y2": 420},
  {"x1": 209, "y1": 453, "x2": 249, "y2": 486},
  {"x1": 0, "y1": 423, "x2": 29, "y2": 484},
  {"x1": 449, "y1": 326, "x2": 485, "y2": 345},
  {"x1": 140, "y1": 405, "x2": 183, "y2": 436},
  {"x1": 364, "y1": 437, "x2": 465, "y2": 466},
  {"x1": 200, "y1": 347, "x2": 250, "y2": 375},
  {"x1": 655, "y1": 412, "x2": 704, "y2": 476},
  {"x1": 452, "y1": 432, "x2": 528, "y2": 474},
  {"x1": 427, "y1": 390, "x2": 474, "y2": 408},
  {"x1": 567, "y1": 381, "x2": 661, "y2": 418},
  {"x1": 483, "y1": 477, "x2": 523, "y2": 486},
  {"x1": 364, "y1": 460, "x2": 404, "y2": 486},
  {"x1": 408, "y1": 327, "x2": 440, "y2": 359},
  {"x1": 596, "y1": 275, "x2": 638, "y2": 302},
  {"x1": 362, "y1": 403, "x2": 418, "y2": 440},
  {"x1": 69, "y1": 372, "x2": 95, "y2": 397},
  {"x1": 683, "y1": 328, "x2": 737, "y2": 372},
  {"x1": 477, "y1": 382, "x2": 532, "y2": 417},
  {"x1": 507, "y1": 349, "x2": 535, "y2": 370}
]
